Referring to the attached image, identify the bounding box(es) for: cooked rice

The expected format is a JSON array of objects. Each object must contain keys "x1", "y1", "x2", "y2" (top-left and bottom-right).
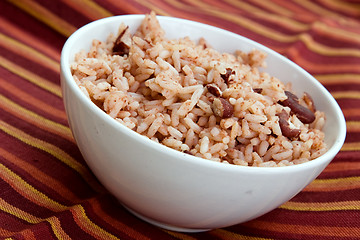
[{"x1": 71, "y1": 12, "x2": 327, "y2": 167}]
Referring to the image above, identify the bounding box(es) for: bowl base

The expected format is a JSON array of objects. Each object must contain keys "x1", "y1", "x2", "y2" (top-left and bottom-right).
[{"x1": 121, "y1": 204, "x2": 211, "y2": 233}]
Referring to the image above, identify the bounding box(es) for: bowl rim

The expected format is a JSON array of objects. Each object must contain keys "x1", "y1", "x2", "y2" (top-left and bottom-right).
[{"x1": 60, "y1": 14, "x2": 346, "y2": 174}]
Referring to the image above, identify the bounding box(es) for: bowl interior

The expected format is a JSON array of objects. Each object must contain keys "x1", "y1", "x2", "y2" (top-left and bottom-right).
[{"x1": 61, "y1": 15, "x2": 346, "y2": 170}]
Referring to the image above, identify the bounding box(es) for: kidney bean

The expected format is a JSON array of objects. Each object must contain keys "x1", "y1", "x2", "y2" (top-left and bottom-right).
[
  {"x1": 112, "y1": 26, "x2": 131, "y2": 56},
  {"x1": 279, "y1": 91, "x2": 315, "y2": 124},
  {"x1": 206, "y1": 84, "x2": 222, "y2": 97},
  {"x1": 276, "y1": 110, "x2": 301, "y2": 139},
  {"x1": 212, "y1": 98, "x2": 234, "y2": 118}
]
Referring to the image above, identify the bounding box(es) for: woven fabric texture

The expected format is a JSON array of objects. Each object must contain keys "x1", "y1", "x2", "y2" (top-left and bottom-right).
[{"x1": 0, "y1": 0, "x2": 359, "y2": 239}]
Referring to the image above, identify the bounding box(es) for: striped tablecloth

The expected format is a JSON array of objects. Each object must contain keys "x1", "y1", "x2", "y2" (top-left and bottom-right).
[{"x1": 1, "y1": 0, "x2": 359, "y2": 239}]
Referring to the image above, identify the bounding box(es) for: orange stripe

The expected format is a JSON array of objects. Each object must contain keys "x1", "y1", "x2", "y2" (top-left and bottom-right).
[
  {"x1": 46, "y1": 216, "x2": 72, "y2": 240},
  {"x1": 312, "y1": 21, "x2": 360, "y2": 45},
  {"x1": 324, "y1": 162, "x2": 360, "y2": 173},
  {"x1": 314, "y1": 74, "x2": 360, "y2": 85},
  {"x1": 293, "y1": 0, "x2": 343, "y2": 18},
  {"x1": 19, "y1": 229, "x2": 37, "y2": 240},
  {"x1": 0, "y1": 33, "x2": 59, "y2": 73},
  {"x1": 106, "y1": 0, "x2": 151, "y2": 14},
  {"x1": 135, "y1": 0, "x2": 210, "y2": 26},
  {"x1": 251, "y1": 0, "x2": 294, "y2": 17},
  {"x1": 0, "y1": 56, "x2": 62, "y2": 97},
  {"x1": 268, "y1": 0, "x2": 319, "y2": 22},
  {"x1": 210, "y1": 229, "x2": 273, "y2": 240},
  {"x1": 341, "y1": 142, "x2": 360, "y2": 151},
  {"x1": 162, "y1": 230, "x2": 199, "y2": 240},
  {"x1": 318, "y1": 0, "x2": 360, "y2": 16},
  {"x1": 0, "y1": 120, "x2": 105, "y2": 193},
  {"x1": 341, "y1": 108, "x2": 360, "y2": 118},
  {"x1": 0, "y1": 95, "x2": 73, "y2": 143},
  {"x1": 70, "y1": 205, "x2": 120, "y2": 240},
  {"x1": 299, "y1": 33, "x2": 360, "y2": 57},
  {"x1": 134, "y1": 0, "x2": 171, "y2": 16},
  {"x1": 91, "y1": 198, "x2": 151, "y2": 240},
  {"x1": 286, "y1": 47, "x2": 360, "y2": 73},
  {"x1": 62, "y1": 0, "x2": 113, "y2": 20},
  {"x1": 0, "y1": 197, "x2": 70, "y2": 239},
  {"x1": 332, "y1": 91, "x2": 360, "y2": 100},
  {"x1": 304, "y1": 176, "x2": 360, "y2": 192},
  {"x1": 281, "y1": 200, "x2": 360, "y2": 211},
  {"x1": 8, "y1": 0, "x2": 76, "y2": 37},
  {"x1": 346, "y1": 121, "x2": 360, "y2": 132},
  {"x1": 222, "y1": 0, "x2": 308, "y2": 32},
  {"x1": 0, "y1": 147, "x2": 80, "y2": 202},
  {"x1": 0, "y1": 228, "x2": 14, "y2": 238},
  {"x1": 0, "y1": 17, "x2": 60, "y2": 61},
  {"x1": 0, "y1": 161, "x2": 67, "y2": 212},
  {"x1": 244, "y1": 220, "x2": 360, "y2": 238},
  {"x1": 0, "y1": 77, "x2": 66, "y2": 121}
]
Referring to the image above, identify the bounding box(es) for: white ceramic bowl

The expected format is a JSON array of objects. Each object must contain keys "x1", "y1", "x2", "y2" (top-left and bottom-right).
[{"x1": 60, "y1": 15, "x2": 346, "y2": 232}]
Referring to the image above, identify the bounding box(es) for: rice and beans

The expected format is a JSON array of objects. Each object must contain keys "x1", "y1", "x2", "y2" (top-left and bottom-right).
[{"x1": 71, "y1": 13, "x2": 327, "y2": 167}]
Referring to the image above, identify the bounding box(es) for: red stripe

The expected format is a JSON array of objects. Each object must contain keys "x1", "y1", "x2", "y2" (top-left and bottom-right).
[
  {"x1": 94, "y1": 0, "x2": 149, "y2": 14},
  {"x1": 85, "y1": 196, "x2": 172, "y2": 239},
  {"x1": 0, "y1": 109, "x2": 76, "y2": 161},
  {"x1": 32, "y1": 0, "x2": 93, "y2": 27},
  {"x1": 32, "y1": 221, "x2": 64, "y2": 240},
  {"x1": 0, "y1": 0, "x2": 359, "y2": 239},
  {"x1": 0, "y1": 211, "x2": 29, "y2": 234},
  {"x1": 0, "y1": 2, "x2": 66, "y2": 52},
  {"x1": 0, "y1": 152, "x2": 81, "y2": 205},
  {"x1": 55, "y1": 210, "x2": 94, "y2": 240},
  {"x1": 340, "y1": 132, "x2": 360, "y2": 144},
  {"x1": 321, "y1": 84, "x2": 360, "y2": 94},
  {"x1": 0, "y1": 46, "x2": 60, "y2": 85},
  {"x1": 0, "y1": 68, "x2": 63, "y2": 108},
  {"x1": 285, "y1": 48, "x2": 360, "y2": 74},
  {"x1": 0, "y1": 88, "x2": 67, "y2": 127},
  {"x1": 0, "y1": 179, "x2": 54, "y2": 220},
  {"x1": 285, "y1": 41, "x2": 360, "y2": 66},
  {"x1": 0, "y1": 79, "x2": 67, "y2": 124},
  {"x1": 313, "y1": 0, "x2": 360, "y2": 19},
  {"x1": 0, "y1": 129, "x2": 98, "y2": 200},
  {"x1": 310, "y1": 29, "x2": 360, "y2": 49}
]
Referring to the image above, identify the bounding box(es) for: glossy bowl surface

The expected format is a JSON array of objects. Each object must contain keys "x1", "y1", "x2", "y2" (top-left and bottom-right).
[{"x1": 60, "y1": 15, "x2": 346, "y2": 232}]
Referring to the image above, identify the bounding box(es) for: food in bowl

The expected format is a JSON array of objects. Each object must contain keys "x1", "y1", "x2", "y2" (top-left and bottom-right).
[
  {"x1": 62, "y1": 13, "x2": 345, "y2": 232},
  {"x1": 70, "y1": 12, "x2": 326, "y2": 167}
]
